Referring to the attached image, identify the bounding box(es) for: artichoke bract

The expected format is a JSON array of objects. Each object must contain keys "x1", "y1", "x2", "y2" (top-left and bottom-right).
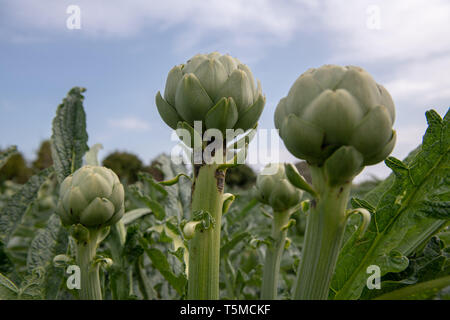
[
  {"x1": 275, "y1": 65, "x2": 396, "y2": 182},
  {"x1": 156, "y1": 52, "x2": 265, "y2": 134},
  {"x1": 256, "y1": 163, "x2": 302, "y2": 212},
  {"x1": 57, "y1": 165, "x2": 124, "y2": 228}
]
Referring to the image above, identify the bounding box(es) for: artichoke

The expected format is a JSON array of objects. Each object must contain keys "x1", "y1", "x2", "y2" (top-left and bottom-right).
[
  {"x1": 256, "y1": 163, "x2": 302, "y2": 212},
  {"x1": 57, "y1": 165, "x2": 124, "y2": 228},
  {"x1": 275, "y1": 65, "x2": 396, "y2": 172},
  {"x1": 156, "y1": 52, "x2": 265, "y2": 134}
]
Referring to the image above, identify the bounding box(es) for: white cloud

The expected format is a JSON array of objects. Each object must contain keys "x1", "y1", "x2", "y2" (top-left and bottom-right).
[
  {"x1": 2, "y1": 0, "x2": 303, "y2": 45},
  {"x1": 322, "y1": 0, "x2": 450, "y2": 63},
  {"x1": 384, "y1": 55, "x2": 450, "y2": 106},
  {"x1": 4, "y1": 1, "x2": 449, "y2": 56},
  {"x1": 4, "y1": 0, "x2": 448, "y2": 181},
  {"x1": 107, "y1": 116, "x2": 150, "y2": 131}
]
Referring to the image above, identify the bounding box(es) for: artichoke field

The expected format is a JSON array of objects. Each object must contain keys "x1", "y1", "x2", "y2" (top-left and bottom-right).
[{"x1": 0, "y1": 53, "x2": 448, "y2": 302}]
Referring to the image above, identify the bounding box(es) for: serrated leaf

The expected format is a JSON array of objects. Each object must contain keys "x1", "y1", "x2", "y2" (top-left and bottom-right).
[
  {"x1": 51, "y1": 87, "x2": 89, "y2": 183},
  {"x1": 332, "y1": 109, "x2": 450, "y2": 300},
  {"x1": 26, "y1": 214, "x2": 69, "y2": 299},
  {"x1": 140, "y1": 242, "x2": 187, "y2": 296},
  {"x1": 361, "y1": 236, "x2": 450, "y2": 299},
  {"x1": 417, "y1": 200, "x2": 450, "y2": 219},
  {"x1": 0, "y1": 168, "x2": 53, "y2": 244},
  {"x1": 148, "y1": 223, "x2": 189, "y2": 270}
]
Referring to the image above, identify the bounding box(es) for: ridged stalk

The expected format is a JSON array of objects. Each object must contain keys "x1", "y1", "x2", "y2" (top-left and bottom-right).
[
  {"x1": 76, "y1": 229, "x2": 102, "y2": 300},
  {"x1": 293, "y1": 166, "x2": 351, "y2": 300},
  {"x1": 261, "y1": 209, "x2": 292, "y2": 299},
  {"x1": 188, "y1": 164, "x2": 225, "y2": 300}
]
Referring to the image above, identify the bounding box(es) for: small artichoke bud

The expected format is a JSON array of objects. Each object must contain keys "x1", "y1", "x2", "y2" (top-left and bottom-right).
[
  {"x1": 274, "y1": 65, "x2": 396, "y2": 167},
  {"x1": 156, "y1": 52, "x2": 266, "y2": 135},
  {"x1": 256, "y1": 163, "x2": 302, "y2": 212},
  {"x1": 57, "y1": 166, "x2": 125, "y2": 228}
]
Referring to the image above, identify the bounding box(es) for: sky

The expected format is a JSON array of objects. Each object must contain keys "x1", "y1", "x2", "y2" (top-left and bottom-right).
[{"x1": 0, "y1": 0, "x2": 449, "y2": 182}]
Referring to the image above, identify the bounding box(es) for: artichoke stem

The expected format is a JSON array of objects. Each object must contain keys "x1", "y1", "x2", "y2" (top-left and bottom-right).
[
  {"x1": 76, "y1": 229, "x2": 102, "y2": 300},
  {"x1": 293, "y1": 166, "x2": 351, "y2": 300},
  {"x1": 261, "y1": 209, "x2": 292, "y2": 300},
  {"x1": 188, "y1": 164, "x2": 224, "y2": 300}
]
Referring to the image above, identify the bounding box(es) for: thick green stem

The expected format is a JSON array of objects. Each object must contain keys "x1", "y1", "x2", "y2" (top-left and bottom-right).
[
  {"x1": 76, "y1": 229, "x2": 102, "y2": 300},
  {"x1": 293, "y1": 166, "x2": 351, "y2": 300},
  {"x1": 188, "y1": 164, "x2": 224, "y2": 300},
  {"x1": 261, "y1": 209, "x2": 292, "y2": 300}
]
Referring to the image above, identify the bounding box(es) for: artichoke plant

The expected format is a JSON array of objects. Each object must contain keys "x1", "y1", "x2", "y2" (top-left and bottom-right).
[
  {"x1": 275, "y1": 65, "x2": 396, "y2": 300},
  {"x1": 256, "y1": 163, "x2": 302, "y2": 212},
  {"x1": 57, "y1": 165, "x2": 124, "y2": 228},
  {"x1": 275, "y1": 65, "x2": 395, "y2": 183},
  {"x1": 256, "y1": 163, "x2": 302, "y2": 299},
  {"x1": 155, "y1": 52, "x2": 265, "y2": 300},
  {"x1": 56, "y1": 165, "x2": 124, "y2": 300},
  {"x1": 156, "y1": 52, "x2": 265, "y2": 135}
]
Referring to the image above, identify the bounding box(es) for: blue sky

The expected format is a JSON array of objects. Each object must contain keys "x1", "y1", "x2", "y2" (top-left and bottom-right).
[{"x1": 1, "y1": 0, "x2": 449, "y2": 182}]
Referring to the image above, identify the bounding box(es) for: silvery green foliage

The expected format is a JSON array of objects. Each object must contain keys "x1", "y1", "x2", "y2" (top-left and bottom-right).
[
  {"x1": 255, "y1": 163, "x2": 302, "y2": 212},
  {"x1": 332, "y1": 110, "x2": 449, "y2": 299},
  {"x1": 156, "y1": 52, "x2": 265, "y2": 133},
  {"x1": 275, "y1": 65, "x2": 396, "y2": 177},
  {"x1": 51, "y1": 87, "x2": 89, "y2": 184},
  {"x1": 57, "y1": 166, "x2": 124, "y2": 228}
]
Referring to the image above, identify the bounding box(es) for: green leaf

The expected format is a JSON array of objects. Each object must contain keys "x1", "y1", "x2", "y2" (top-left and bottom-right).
[
  {"x1": 0, "y1": 272, "x2": 19, "y2": 299},
  {"x1": 122, "y1": 208, "x2": 152, "y2": 225},
  {"x1": 0, "y1": 167, "x2": 53, "y2": 244},
  {"x1": 129, "y1": 185, "x2": 166, "y2": 220},
  {"x1": 0, "y1": 146, "x2": 17, "y2": 170},
  {"x1": 151, "y1": 154, "x2": 191, "y2": 219},
  {"x1": 0, "y1": 241, "x2": 14, "y2": 275},
  {"x1": 158, "y1": 173, "x2": 192, "y2": 186},
  {"x1": 416, "y1": 201, "x2": 450, "y2": 219},
  {"x1": 144, "y1": 199, "x2": 166, "y2": 221},
  {"x1": 51, "y1": 87, "x2": 89, "y2": 183},
  {"x1": 284, "y1": 163, "x2": 318, "y2": 197},
  {"x1": 332, "y1": 109, "x2": 450, "y2": 300},
  {"x1": 350, "y1": 198, "x2": 376, "y2": 213},
  {"x1": 221, "y1": 231, "x2": 251, "y2": 258},
  {"x1": 374, "y1": 275, "x2": 450, "y2": 300},
  {"x1": 140, "y1": 239, "x2": 187, "y2": 296},
  {"x1": 137, "y1": 171, "x2": 168, "y2": 197},
  {"x1": 361, "y1": 236, "x2": 449, "y2": 299},
  {"x1": 26, "y1": 214, "x2": 69, "y2": 299},
  {"x1": 147, "y1": 222, "x2": 189, "y2": 270}
]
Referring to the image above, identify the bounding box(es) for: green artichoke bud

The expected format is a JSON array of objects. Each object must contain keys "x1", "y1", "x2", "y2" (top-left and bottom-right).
[
  {"x1": 57, "y1": 165, "x2": 124, "y2": 228},
  {"x1": 156, "y1": 52, "x2": 266, "y2": 134},
  {"x1": 275, "y1": 65, "x2": 396, "y2": 171},
  {"x1": 256, "y1": 163, "x2": 302, "y2": 212}
]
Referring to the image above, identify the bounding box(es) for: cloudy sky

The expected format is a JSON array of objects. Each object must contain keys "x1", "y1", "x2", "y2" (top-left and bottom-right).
[{"x1": 1, "y1": 0, "x2": 449, "y2": 182}]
